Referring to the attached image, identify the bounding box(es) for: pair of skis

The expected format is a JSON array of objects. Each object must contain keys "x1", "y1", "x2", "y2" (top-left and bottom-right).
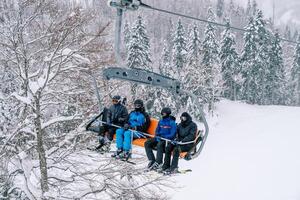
[
  {"x1": 88, "y1": 148, "x2": 192, "y2": 174},
  {"x1": 88, "y1": 147, "x2": 137, "y2": 164}
]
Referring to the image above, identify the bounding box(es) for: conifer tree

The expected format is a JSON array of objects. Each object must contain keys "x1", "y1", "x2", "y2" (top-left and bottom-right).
[
  {"x1": 216, "y1": 0, "x2": 225, "y2": 19},
  {"x1": 159, "y1": 40, "x2": 174, "y2": 77},
  {"x1": 220, "y1": 22, "x2": 240, "y2": 100},
  {"x1": 127, "y1": 16, "x2": 152, "y2": 100},
  {"x1": 127, "y1": 16, "x2": 152, "y2": 71},
  {"x1": 240, "y1": 17, "x2": 258, "y2": 103},
  {"x1": 172, "y1": 19, "x2": 187, "y2": 80},
  {"x1": 202, "y1": 8, "x2": 221, "y2": 111},
  {"x1": 252, "y1": 0, "x2": 258, "y2": 15},
  {"x1": 185, "y1": 24, "x2": 203, "y2": 95},
  {"x1": 288, "y1": 36, "x2": 300, "y2": 106},
  {"x1": 151, "y1": 40, "x2": 178, "y2": 117},
  {"x1": 123, "y1": 21, "x2": 131, "y2": 52},
  {"x1": 266, "y1": 32, "x2": 286, "y2": 105},
  {"x1": 255, "y1": 10, "x2": 271, "y2": 104},
  {"x1": 246, "y1": 0, "x2": 252, "y2": 17}
]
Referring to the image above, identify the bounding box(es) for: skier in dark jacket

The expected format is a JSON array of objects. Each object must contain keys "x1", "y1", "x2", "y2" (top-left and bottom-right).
[
  {"x1": 93, "y1": 95, "x2": 128, "y2": 152},
  {"x1": 161, "y1": 112, "x2": 197, "y2": 174},
  {"x1": 112, "y1": 99, "x2": 150, "y2": 159},
  {"x1": 144, "y1": 107, "x2": 177, "y2": 170}
]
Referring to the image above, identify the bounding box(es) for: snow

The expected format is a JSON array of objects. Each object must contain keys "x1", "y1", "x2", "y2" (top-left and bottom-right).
[
  {"x1": 11, "y1": 92, "x2": 32, "y2": 104},
  {"x1": 171, "y1": 100, "x2": 300, "y2": 200}
]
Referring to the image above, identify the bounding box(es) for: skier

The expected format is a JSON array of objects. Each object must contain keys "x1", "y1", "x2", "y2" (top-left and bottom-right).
[
  {"x1": 90, "y1": 95, "x2": 128, "y2": 152},
  {"x1": 112, "y1": 99, "x2": 150, "y2": 159},
  {"x1": 160, "y1": 112, "x2": 197, "y2": 174},
  {"x1": 144, "y1": 107, "x2": 176, "y2": 170}
]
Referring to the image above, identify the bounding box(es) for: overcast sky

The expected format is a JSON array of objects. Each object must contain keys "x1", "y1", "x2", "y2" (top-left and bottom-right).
[{"x1": 233, "y1": 0, "x2": 300, "y2": 26}]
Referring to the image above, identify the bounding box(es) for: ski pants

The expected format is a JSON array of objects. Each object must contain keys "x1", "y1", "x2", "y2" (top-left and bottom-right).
[
  {"x1": 164, "y1": 143, "x2": 193, "y2": 169},
  {"x1": 144, "y1": 138, "x2": 166, "y2": 164},
  {"x1": 116, "y1": 128, "x2": 140, "y2": 151}
]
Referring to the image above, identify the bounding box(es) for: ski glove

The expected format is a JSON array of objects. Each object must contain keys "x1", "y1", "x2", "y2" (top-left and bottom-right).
[
  {"x1": 118, "y1": 117, "x2": 126, "y2": 122},
  {"x1": 155, "y1": 136, "x2": 161, "y2": 142}
]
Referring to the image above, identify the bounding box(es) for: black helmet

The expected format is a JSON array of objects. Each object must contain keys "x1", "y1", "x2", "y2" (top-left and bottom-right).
[
  {"x1": 112, "y1": 95, "x2": 121, "y2": 101},
  {"x1": 134, "y1": 99, "x2": 144, "y2": 107},
  {"x1": 161, "y1": 107, "x2": 171, "y2": 116},
  {"x1": 112, "y1": 95, "x2": 121, "y2": 104}
]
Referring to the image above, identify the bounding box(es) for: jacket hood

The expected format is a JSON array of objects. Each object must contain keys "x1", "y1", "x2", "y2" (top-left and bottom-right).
[{"x1": 181, "y1": 112, "x2": 192, "y2": 122}]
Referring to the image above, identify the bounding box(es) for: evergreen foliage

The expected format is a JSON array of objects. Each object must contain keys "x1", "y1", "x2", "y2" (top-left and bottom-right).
[
  {"x1": 172, "y1": 19, "x2": 187, "y2": 80},
  {"x1": 289, "y1": 36, "x2": 300, "y2": 106},
  {"x1": 202, "y1": 8, "x2": 221, "y2": 111},
  {"x1": 220, "y1": 22, "x2": 240, "y2": 100},
  {"x1": 265, "y1": 32, "x2": 286, "y2": 105},
  {"x1": 127, "y1": 16, "x2": 152, "y2": 71}
]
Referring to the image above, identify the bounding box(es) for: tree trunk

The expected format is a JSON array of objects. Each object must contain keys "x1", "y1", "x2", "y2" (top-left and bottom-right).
[{"x1": 34, "y1": 94, "x2": 49, "y2": 193}]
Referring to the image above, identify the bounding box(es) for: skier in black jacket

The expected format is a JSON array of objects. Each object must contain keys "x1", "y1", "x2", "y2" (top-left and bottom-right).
[
  {"x1": 160, "y1": 112, "x2": 197, "y2": 174},
  {"x1": 94, "y1": 95, "x2": 128, "y2": 152}
]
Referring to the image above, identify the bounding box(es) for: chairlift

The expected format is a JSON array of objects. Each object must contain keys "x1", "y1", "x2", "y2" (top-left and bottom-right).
[{"x1": 86, "y1": 0, "x2": 209, "y2": 160}]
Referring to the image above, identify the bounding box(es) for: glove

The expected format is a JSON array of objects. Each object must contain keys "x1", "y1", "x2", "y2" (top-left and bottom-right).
[
  {"x1": 155, "y1": 136, "x2": 160, "y2": 142},
  {"x1": 171, "y1": 139, "x2": 181, "y2": 145},
  {"x1": 123, "y1": 123, "x2": 130, "y2": 130},
  {"x1": 118, "y1": 117, "x2": 125, "y2": 122}
]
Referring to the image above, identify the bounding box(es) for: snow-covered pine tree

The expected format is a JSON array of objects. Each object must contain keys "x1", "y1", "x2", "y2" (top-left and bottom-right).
[
  {"x1": 284, "y1": 25, "x2": 292, "y2": 40},
  {"x1": 252, "y1": 0, "x2": 258, "y2": 16},
  {"x1": 172, "y1": 19, "x2": 187, "y2": 80},
  {"x1": 216, "y1": 0, "x2": 225, "y2": 19},
  {"x1": 159, "y1": 40, "x2": 173, "y2": 77},
  {"x1": 240, "y1": 17, "x2": 258, "y2": 103},
  {"x1": 255, "y1": 10, "x2": 271, "y2": 105},
  {"x1": 185, "y1": 23, "x2": 202, "y2": 94},
  {"x1": 293, "y1": 30, "x2": 299, "y2": 41},
  {"x1": 266, "y1": 31, "x2": 286, "y2": 105},
  {"x1": 127, "y1": 16, "x2": 152, "y2": 71},
  {"x1": 220, "y1": 21, "x2": 240, "y2": 101},
  {"x1": 202, "y1": 8, "x2": 221, "y2": 111},
  {"x1": 228, "y1": 0, "x2": 235, "y2": 19},
  {"x1": 184, "y1": 23, "x2": 205, "y2": 117},
  {"x1": 123, "y1": 20, "x2": 131, "y2": 53},
  {"x1": 127, "y1": 16, "x2": 152, "y2": 100},
  {"x1": 150, "y1": 39, "x2": 178, "y2": 118},
  {"x1": 288, "y1": 36, "x2": 300, "y2": 106},
  {"x1": 246, "y1": 0, "x2": 252, "y2": 17}
]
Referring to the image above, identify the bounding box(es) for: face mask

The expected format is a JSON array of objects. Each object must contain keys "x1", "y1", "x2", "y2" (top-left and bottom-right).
[
  {"x1": 134, "y1": 104, "x2": 142, "y2": 111},
  {"x1": 161, "y1": 113, "x2": 168, "y2": 119},
  {"x1": 180, "y1": 116, "x2": 187, "y2": 121}
]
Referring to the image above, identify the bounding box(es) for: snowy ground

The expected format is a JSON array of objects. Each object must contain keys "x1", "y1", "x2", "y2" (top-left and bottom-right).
[
  {"x1": 171, "y1": 100, "x2": 300, "y2": 200},
  {"x1": 14, "y1": 100, "x2": 300, "y2": 199}
]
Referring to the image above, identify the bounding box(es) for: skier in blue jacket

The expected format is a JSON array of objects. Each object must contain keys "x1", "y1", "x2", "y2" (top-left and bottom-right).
[
  {"x1": 112, "y1": 99, "x2": 150, "y2": 159},
  {"x1": 144, "y1": 107, "x2": 176, "y2": 170}
]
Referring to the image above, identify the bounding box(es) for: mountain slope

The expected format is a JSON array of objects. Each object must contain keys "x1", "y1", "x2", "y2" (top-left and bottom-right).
[{"x1": 172, "y1": 100, "x2": 300, "y2": 200}]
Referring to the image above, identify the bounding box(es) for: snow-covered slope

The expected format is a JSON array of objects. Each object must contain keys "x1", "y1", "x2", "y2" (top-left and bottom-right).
[{"x1": 171, "y1": 100, "x2": 300, "y2": 200}]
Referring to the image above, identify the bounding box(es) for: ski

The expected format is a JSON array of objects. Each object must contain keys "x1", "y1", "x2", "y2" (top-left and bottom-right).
[
  {"x1": 118, "y1": 158, "x2": 136, "y2": 165},
  {"x1": 163, "y1": 169, "x2": 192, "y2": 176}
]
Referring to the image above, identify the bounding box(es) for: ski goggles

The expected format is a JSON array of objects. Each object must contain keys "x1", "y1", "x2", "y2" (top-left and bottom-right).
[
  {"x1": 134, "y1": 104, "x2": 142, "y2": 108},
  {"x1": 180, "y1": 116, "x2": 187, "y2": 121}
]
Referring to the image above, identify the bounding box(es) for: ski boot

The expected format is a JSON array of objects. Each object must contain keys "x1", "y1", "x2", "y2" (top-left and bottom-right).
[
  {"x1": 119, "y1": 151, "x2": 131, "y2": 161},
  {"x1": 98, "y1": 141, "x2": 111, "y2": 153},
  {"x1": 163, "y1": 167, "x2": 179, "y2": 175},
  {"x1": 111, "y1": 148, "x2": 123, "y2": 158}
]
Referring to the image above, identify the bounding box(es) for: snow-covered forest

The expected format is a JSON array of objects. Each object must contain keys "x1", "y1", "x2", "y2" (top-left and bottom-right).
[{"x1": 0, "y1": 0, "x2": 300, "y2": 199}]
